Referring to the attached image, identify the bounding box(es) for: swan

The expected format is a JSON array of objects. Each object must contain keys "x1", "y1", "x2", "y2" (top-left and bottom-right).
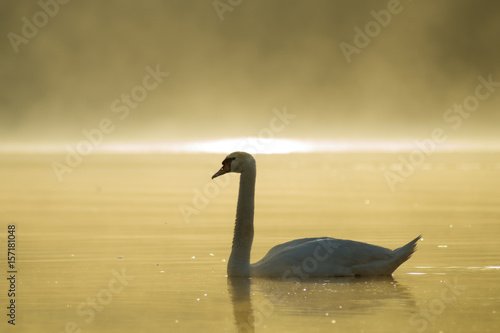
[{"x1": 212, "y1": 151, "x2": 421, "y2": 278}]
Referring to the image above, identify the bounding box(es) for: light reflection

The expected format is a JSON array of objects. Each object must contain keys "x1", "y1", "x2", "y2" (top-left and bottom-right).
[
  {"x1": 1, "y1": 138, "x2": 500, "y2": 154},
  {"x1": 179, "y1": 138, "x2": 455, "y2": 154}
]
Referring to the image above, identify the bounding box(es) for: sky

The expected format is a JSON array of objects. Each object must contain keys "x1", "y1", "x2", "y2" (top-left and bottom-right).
[{"x1": 1, "y1": 0, "x2": 499, "y2": 150}]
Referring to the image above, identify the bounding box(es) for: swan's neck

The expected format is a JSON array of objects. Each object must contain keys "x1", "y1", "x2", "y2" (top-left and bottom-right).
[{"x1": 228, "y1": 165, "x2": 256, "y2": 277}]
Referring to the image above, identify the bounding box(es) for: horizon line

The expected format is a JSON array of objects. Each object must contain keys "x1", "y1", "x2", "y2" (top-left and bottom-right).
[{"x1": 1, "y1": 138, "x2": 499, "y2": 154}]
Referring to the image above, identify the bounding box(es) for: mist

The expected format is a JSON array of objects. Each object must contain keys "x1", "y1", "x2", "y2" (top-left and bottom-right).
[{"x1": 1, "y1": 0, "x2": 499, "y2": 147}]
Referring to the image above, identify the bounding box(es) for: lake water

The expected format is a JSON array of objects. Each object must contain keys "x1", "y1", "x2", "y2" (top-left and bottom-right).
[{"x1": 1, "y1": 152, "x2": 499, "y2": 332}]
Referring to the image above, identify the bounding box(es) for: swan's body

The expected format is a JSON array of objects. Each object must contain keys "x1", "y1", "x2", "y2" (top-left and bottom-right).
[{"x1": 212, "y1": 152, "x2": 420, "y2": 278}]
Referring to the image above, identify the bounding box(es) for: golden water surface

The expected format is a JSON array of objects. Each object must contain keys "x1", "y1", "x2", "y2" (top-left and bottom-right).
[{"x1": 1, "y1": 152, "x2": 499, "y2": 332}]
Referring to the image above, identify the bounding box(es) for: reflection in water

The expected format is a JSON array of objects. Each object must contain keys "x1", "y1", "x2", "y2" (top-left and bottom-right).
[
  {"x1": 228, "y1": 276, "x2": 416, "y2": 331},
  {"x1": 228, "y1": 277, "x2": 254, "y2": 333}
]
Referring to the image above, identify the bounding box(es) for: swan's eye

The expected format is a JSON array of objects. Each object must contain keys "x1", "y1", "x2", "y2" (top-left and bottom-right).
[{"x1": 222, "y1": 157, "x2": 236, "y2": 171}]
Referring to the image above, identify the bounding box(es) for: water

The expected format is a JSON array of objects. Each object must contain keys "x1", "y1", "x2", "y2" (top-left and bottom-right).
[{"x1": 1, "y1": 152, "x2": 499, "y2": 332}]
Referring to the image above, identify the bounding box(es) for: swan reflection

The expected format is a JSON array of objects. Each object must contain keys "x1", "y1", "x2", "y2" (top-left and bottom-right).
[
  {"x1": 228, "y1": 277, "x2": 254, "y2": 333},
  {"x1": 228, "y1": 276, "x2": 415, "y2": 331}
]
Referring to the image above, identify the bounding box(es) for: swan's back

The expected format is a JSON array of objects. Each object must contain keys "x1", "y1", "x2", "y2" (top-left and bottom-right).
[{"x1": 251, "y1": 235, "x2": 420, "y2": 278}]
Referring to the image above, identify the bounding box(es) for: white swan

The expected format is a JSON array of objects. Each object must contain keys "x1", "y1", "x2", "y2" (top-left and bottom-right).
[{"x1": 212, "y1": 151, "x2": 421, "y2": 278}]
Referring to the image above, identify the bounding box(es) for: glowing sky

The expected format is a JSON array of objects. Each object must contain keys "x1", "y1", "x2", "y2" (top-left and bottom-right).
[{"x1": 1, "y1": 1, "x2": 499, "y2": 148}]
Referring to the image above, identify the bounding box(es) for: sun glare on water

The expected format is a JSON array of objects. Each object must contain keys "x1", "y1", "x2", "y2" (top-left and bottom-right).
[
  {"x1": 0, "y1": 138, "x2": 498, "y2": 154},
  {"x1": 180, "y1": 138, "x2": 313, "y2": 154},
  {"x1": 176, "y1": 138, "x2": 476, "y2": 154}
]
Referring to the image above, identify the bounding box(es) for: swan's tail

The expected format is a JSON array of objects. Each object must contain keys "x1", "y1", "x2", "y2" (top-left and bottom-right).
[
  {"x1": 351, "y1": 235, "x2": 421, "y2": 276},
  {"x1": 390, "y1": 234, "x2": 421, "y2": 272}
]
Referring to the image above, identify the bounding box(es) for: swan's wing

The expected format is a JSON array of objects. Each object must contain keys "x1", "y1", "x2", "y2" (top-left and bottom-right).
[
  {"x1": 252, "y1": 237, "x2": 395, "y2": 277},
  {"x1": 259, "y1": 237, "x2": 327, "y2": 258}
]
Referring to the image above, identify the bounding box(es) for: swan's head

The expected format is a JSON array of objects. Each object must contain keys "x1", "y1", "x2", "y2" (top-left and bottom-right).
[{"x1": 212, "y1": 151, "x2": 255, "y2": 179}]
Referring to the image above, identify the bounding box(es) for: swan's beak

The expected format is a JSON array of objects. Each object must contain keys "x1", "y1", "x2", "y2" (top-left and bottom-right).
[
  {"x1": 212, "y1": 167, "x2": 229, "y2": 179},
  {"x1": 212, "y1": 157, "x2": 235, "y2": 179}
]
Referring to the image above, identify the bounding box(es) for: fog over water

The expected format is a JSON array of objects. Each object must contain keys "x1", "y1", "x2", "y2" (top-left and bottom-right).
[{"x1": 1, "y1": 0, "x2": 499, "y2": 148}]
